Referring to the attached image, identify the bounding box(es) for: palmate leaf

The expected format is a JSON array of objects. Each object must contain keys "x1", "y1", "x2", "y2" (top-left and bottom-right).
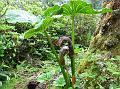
[
  {"x1": 44, "y1": 0, "x2": 112, "y2": 16},
  {"x1": 24, "y1": 0, "x2": 112, "y2": 39},
  {"x1": 24, "y1": 17, "x2": 53, "y2": 39},
  {"x1": 62, "y1": 0, "x2": 89, "y2": 15},
  {"x1": 62, "y1": 0, "x2": 112, "y2": 16}
]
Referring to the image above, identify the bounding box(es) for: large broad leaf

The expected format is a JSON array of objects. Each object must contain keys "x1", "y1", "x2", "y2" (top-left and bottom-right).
[
  {"x1": 62, "y1": 0, "x2": 112, "y2": 16},
  {"x1": 44, "y1": 5, "x2": 61, "y2": 17},
  {"x1": 62, "y1": 0, "x2": 89, "y2": 15},
  {"x1": 5, "y1": 10, "x2": 41, "y2": 24},
  {"x1": 44, "y1": 0, "x2": 112, "y2": 16},
  {"x1": 24, "y1": 17, "x2": 53, "y2": 39}
]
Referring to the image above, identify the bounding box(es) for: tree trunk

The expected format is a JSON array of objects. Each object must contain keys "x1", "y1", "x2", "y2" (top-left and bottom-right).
[
  {"x1": 78, "y1": 2, "x2": 120, "y2": 88},
  {"x1": 89, "y1": 0, "x2": 120, "y2": 56}
]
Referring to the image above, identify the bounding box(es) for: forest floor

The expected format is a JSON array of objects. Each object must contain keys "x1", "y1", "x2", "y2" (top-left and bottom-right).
[
  {"x1": 1, "y1": 60, "x2": 56, "y2": 89},
  {"x1": 1, "y1": 51, "x2": 83, "y2": 89},
  {"x1": 14, "y1": 60, "x2": 58, "y2": 89},
  {"x1": 1, "y1": 59, "x2": 69, "y2": 89}
]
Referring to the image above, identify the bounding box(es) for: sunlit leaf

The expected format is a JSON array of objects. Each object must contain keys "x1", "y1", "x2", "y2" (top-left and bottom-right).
[
  {"x1": 44, "y1": 0, "x2": 112, "y2": 17},
  {"x1": 61, "y1": 0, "x2": 112, "y2": 16},
  {"x1": 44, "y1": 5, "x2": 61, "y2": 17},
  {"x1": 24, "y1": 17, "x2": 53, "y2": 39},
  {"x1": 62, "y1": 4, "x2": 72, "y2": 15},
  {"x1": 5, "y1": 10, "x2": 40, "y2": 24}
]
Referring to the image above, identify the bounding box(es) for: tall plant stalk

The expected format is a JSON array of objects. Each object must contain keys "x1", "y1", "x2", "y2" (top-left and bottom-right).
[
  {"x1": 70, "y1": 56, "x2": 75, "y2": 88},
  {"x1": 71, "y1": 15, "x2": 76, "y2": 88},
  {"x1": 71, "y1": 16, "x2": 75, "y2": 49},
  {"x1": 44, "y1": 30, "x2": 70, "y2": 88}
]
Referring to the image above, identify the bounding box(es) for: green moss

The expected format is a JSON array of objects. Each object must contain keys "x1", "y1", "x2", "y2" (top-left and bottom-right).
[
  {"x1": 112, "y1": 44, "x2": 120, "y2": 55},
  {"x1": 89, "y1": 34, "x2": 106, "y2": 50},
  {"x1": 90, "y1": 32, "x2": 120, "y2": 55},
  {"x1": 103, "y1": 36, "x2": 119, "y2": 50}
]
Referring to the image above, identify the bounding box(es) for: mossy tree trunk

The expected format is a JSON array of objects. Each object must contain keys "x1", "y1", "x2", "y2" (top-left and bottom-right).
[
  {"x1": 89, "y1": 0, "x2": 120, "y2": 56},
  {"x1": 78, "y1": 1, "x2": 120, "y2": 88}
]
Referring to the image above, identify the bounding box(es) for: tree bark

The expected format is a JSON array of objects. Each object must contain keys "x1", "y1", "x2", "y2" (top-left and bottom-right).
[
  {"x1": 89, "y1": 0, "x2": 120, "y2": 56},
  {"x1": 78, "y1": 1, "x2": 120, "y2": 87}
]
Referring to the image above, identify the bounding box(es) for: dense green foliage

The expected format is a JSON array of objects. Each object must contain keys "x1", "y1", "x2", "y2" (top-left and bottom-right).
[
  {"x1": 78, "y1": 52, "x2": 120, "y2": 88},
  {"x1": 0, "y1": 0, "x2": 119, "y2": 89}
]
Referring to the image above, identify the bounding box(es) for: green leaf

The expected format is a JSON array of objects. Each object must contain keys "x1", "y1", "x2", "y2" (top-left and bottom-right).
[
  {"x1": 5, "y1": 10, "x2": 40, "y2": 24},
  {"x1": 106, "y1": 62, "x2": 120, "y2": 76},
  {"x1": 61, "y1": 0, "x2": 112, "y2": 16},
  {"x1": 99, "y1": 8, "x2": 113, "y2": 13},
  {"x1": 44, "y1": 5, "x2": 61, "y2": 17},
  {"x1": 43, "y1": 0, "x2": 112, "y2": 17},
  {"x1": 53, "y1": 75, "x2": 66, "y2": 87},
  {"x1": 37, "y1": 71, "x2": 54, "y2": 83},
  {"x1": 24, "y1": 17, "x2": 53, "y2": 39},
  {"x1": 0, "y1": 24, "x2": 15, "y2": 31},
  {"x1": 62, "y1": 4, "x2": 72, "y2": 15}
]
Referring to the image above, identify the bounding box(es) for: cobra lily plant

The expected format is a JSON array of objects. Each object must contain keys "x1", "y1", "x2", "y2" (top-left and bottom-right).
[{"x1": 24, "y1": 0, "x2": 112, "y2": 88}]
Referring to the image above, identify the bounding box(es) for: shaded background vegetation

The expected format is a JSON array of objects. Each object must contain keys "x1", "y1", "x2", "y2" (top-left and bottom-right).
[{"x1": 0, "y1": 0, "x2": 98, "y2": 66}]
